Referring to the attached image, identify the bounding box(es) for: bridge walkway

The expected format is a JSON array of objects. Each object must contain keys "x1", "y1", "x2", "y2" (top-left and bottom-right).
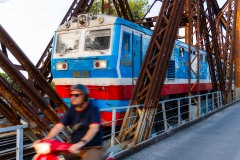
[{"x1": 122, "y1": 102, "x2": 240, "y2": 160}]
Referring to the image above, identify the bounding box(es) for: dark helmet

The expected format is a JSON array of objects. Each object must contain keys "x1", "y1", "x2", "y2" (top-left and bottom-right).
[{"x1": 70, "y1": 84, "x2": 89, "y2": 101}]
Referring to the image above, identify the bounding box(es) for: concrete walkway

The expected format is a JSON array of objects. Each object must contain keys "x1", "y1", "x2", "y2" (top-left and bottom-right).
[{"x1": 124, "y1": 102, "x2": 240, "y2": 160}]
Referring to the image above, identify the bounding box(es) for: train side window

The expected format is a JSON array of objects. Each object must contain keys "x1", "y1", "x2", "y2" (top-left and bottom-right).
[
  {"x1": 123, "y1": 33, "x2": 130, "y2": 52},
  {"x1": 179, "y1": 48, "x2": 184, "y2": 57},
  {"x1": 200, "y1": 54, "x2": 203, "y2": 62}
]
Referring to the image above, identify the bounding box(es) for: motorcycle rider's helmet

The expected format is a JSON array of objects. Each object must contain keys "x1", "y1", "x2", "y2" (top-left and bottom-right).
[{"x1": 70, "y1": 84, "x2": 89, "y2": 102}]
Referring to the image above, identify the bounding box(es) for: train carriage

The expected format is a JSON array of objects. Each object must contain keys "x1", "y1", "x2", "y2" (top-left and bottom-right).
[{"x1": 51, "y1": 14, "x2": 212, "y2": 125}]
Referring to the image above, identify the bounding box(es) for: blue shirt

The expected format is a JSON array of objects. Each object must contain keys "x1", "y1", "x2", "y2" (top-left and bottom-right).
[{"x1": 61, "y1": 104, "x2": 102, "y2": 147}]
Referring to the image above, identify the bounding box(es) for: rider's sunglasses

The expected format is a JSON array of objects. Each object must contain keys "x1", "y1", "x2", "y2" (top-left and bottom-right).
[{"x1": 70, "y1": 94, "x2": 83, "y2": 98}]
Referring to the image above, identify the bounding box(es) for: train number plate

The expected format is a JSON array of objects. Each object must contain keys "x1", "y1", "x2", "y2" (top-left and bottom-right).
[{"x1": 72, "y1": 71, "x2": 90, "y2": 78}]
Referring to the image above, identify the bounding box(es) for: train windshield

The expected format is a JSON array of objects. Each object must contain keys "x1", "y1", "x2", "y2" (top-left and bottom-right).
[
  {"x1": 56, "y1": 31, "x2": 80, "y2": 56},
  {"x1": 85, "y1": 29, "x2": 111, "y2": 52}
]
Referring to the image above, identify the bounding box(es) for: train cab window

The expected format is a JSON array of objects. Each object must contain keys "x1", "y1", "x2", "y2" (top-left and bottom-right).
[
  {"x1": 179, "y1": 48, "x2": 184, "y2": 57},
  {"x1": 85, "y1": 29, "x2": 111, "y2": 51},
  {"x1": 56, "y1": 31, "x2": 80, "y2": 56}
]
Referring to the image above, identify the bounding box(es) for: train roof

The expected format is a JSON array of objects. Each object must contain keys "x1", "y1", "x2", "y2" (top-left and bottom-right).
[
  {"x1": 175, "y1": 40, "x2": 206, "y2": 54},
  {"x1": 56, "y1": 14, "x2": 152, "y2": 35},
  {"x1": 55, "y1": 14, "x2": 206, "y2": 54}
]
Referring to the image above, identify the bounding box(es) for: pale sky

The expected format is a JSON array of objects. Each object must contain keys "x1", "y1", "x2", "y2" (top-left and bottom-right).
[{"x1": 0, "y1": 0, "x2": 226, "y2": 65}]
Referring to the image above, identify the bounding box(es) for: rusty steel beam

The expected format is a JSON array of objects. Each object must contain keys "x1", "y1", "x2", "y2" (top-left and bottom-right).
[
  {"x1": 101, "y1": 0, "x2": 111, "y2": 15},
  {"x1": 221, "y1": 0, "x2": 236, "y2": 101},
  {"x1": 234, "y1": 0, "x2": 240, "y2": 88},
  {"x1": 135, "y1": 0, "x2": 161, "y2": 28},
  {"x1": 0, "y1": 49, "x2": 60, "y2": 125},
  {"x1": 0, "y1": 99, "x2": 41, "y2": 141},
  {"x1": 36, "y1": 0, "x2": 94, "y2": 82},
  {"x1": 0, "y1": 99, "x2": 20, "y2": 126},
  {"x1": 198, "y1": 0, "x2": 225, "y2": 95},
  {"x1": 214, "y1": 0, "x2": 236, "y2": 101},
  {"x1": 0, "y1": 25, "x2": 68, "y2": 114},
  {"x1": 0, "y1": 73, "x2": 47, "y2": 132},
  {"x1": 185, "y1": 0, "x2": 201, "y2": 96},
  {"x1": 112, "y1": 0, "x2": 133, "y2": 21},
  {"x1": 118, "y1": 0, "x2": 186, "y2": 145}
]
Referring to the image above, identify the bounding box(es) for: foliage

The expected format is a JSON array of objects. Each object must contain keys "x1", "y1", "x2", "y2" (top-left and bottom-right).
[
  {"x1": 0, "y1": 72, "x2": 55, "y2": 91},
  {"x1": 0, "y1": 72, "x2": 19, "y2": 91},
  {"x1": 90, "y1": 0, "x2": 150, "y2": 20}
]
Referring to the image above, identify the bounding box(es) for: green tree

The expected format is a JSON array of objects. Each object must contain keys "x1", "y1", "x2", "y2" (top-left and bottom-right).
[
  {"x1": 90, "y1": 0, "x2": 150, "y2": 20},
  {"x1": 0, "y1": 72, "x2": 19, "y2": 91}
]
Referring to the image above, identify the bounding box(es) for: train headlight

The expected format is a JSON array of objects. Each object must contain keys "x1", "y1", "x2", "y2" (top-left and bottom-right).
[
  {"x1": 56, "y1": 62, "x2": 68, "y2": 70},
  {"x1": 94, "y1": 60, "x2": 107, "y2": 69}
]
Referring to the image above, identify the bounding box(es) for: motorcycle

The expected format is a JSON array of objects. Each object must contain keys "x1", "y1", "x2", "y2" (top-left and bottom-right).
[{"x1": 33, "y1": 139, "x2": 115, "y2": 160}]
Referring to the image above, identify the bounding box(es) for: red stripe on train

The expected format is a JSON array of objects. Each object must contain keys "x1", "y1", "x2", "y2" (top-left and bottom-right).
[{"x1": 55, "y1": 83, "x2": 212, "y2": 99}]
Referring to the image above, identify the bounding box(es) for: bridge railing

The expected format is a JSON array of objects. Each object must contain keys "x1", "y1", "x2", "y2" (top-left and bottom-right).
[
  {"x1": 101, "y1": 89, "x2": 240, "y2": 152},
  {"x1": 0, "y1": 124, "x2": 28, "y2": 160}
]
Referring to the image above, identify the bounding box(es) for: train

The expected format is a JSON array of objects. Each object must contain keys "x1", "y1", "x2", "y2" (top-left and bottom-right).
[{"x1": 51, "y1": 14, "x2": 212, "y2": 124}]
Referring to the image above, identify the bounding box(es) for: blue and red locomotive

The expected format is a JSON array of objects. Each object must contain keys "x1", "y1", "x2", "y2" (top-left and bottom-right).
[{"x1": 51, "y1": 14, "x2": 212, "y2": 124}]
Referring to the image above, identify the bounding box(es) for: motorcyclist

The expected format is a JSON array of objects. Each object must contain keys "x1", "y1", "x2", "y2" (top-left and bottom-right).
[{"x1": 34, "y1": 84, "x2": 104, "y2": 160}]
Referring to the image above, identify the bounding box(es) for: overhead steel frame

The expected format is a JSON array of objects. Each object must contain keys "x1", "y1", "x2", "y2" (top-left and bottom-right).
[
  {"x1": 198, "y1": 0, "x2": 225, "y2": 94},
  {"x1": 118, "y1": 0, "x2": 186, "y2": 145},
  {"x1": 36, "y1": 0, "x2": 94, "y2": 82},
  {"x1": 112, "y1": 0, "x2": 133, "y2": 21},
  {"x1": 185, "y1": 0, "x2": 200, "y2": 97},
  {"x1": 0, "y1": 25, "x2": 70, "y2": 139},
  {"x1": 215, "y1": 0, "x2": 236, "y2": 102}
]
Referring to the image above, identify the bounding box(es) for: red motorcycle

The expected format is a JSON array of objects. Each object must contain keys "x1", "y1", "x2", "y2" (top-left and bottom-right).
[{"x1": 33, "y1": 139, "x2": 115, "y2": 160}]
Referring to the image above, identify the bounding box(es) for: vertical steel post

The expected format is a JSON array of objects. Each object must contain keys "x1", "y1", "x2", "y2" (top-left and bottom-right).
[
  {"x1": 212, "y1": 93, "x2": 215, "y2": 110},
  {"x1": 220, "y1": 91, "x2": 223, "y2": 107},
  {"x1": 188, "y1": 97, "x2": 191, "y2": 120},
  {"x1": 217, "y1": 92, "x2": 220, "y2": 108},
  {"x1": 198, "y1": 95, "x2": 201, "y2": 116},
  {"x1": 178, "y1": 99, "x2": 181, "y2": 125},
  {"x1": 16, "y1": 126, "x2": 24, "y2": 160},
  {"x1": 162, "y1": 103, "x2": 167, "y2": 132},
  {"x1": 111, "y1": 108, "x2": 117, "y2": 147},
  {"x1": 206, "y1": 94, "x2": 208, "y2": 113}
]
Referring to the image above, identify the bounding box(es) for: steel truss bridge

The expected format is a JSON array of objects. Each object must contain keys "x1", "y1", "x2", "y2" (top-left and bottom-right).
[{"x1": 0, "y1": 0, "x2": 239, "y2": 153}]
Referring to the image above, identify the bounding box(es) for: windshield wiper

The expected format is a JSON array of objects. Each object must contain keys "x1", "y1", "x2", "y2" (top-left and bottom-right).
[{"x1": 91, "y1": 47, "x2": 104, "y2": 54}]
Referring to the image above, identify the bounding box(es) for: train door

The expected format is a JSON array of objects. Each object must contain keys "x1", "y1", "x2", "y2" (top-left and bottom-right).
[
  {"x1": 132, "y1": 32, "x2": 142, "y2": 84},
  {"x1": 120, "y1": 31, "x2": 132, "y2": 78}
]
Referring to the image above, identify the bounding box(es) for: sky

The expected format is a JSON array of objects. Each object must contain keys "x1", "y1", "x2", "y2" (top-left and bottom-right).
[{"x1": 0, "y1": 0, "x2": 226, "y2": 65}]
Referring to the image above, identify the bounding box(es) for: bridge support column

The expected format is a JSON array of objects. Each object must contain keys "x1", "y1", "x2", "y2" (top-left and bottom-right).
[{"x1": 235, "y1": 0, "x2": 240, "y2": 88}]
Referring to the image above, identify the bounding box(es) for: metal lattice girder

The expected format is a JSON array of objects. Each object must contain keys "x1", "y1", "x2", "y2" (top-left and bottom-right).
[
  {"x1": 0, "y1": 50, "x2": 59, "y2": 125},
  {"x1": 215, "y1": 0, "x2": 236, "y2": 99},
  {"x1": 0, "y1": 25, "x2": 71, "y2": 139},
  {"x1": 0, "y1": 73, "x2": 47, "y2": 132},
  {"x1": 185, "y1": 0, "x2": 201, "y2": 95},
  {"x1": 36, "y1": 0, "x2": 94, "y2": 82},
  {"x1": 0, "y1": 25, "x2": 68, "y2": 114},
  {"x1": 112, "y1": 0, "x2": 133, "y2": 21},
  {"x1": 0, "y1": 98, "x2": 20, "y2": 126},
  {"x1": 118, "y1": 0, "x2": 186, "y2": 145},
  {"x1": 198, "y1": 0, "x2": 225, "y2": 94}
]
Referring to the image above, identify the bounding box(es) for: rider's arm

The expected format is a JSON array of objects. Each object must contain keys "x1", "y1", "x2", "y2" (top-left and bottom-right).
[
  {"x1": 44, "y1": 123, "x2": 65, "y2": 140},
  {"x1": 76, "y1": 123, "x2": 100, "y2": 146}
]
